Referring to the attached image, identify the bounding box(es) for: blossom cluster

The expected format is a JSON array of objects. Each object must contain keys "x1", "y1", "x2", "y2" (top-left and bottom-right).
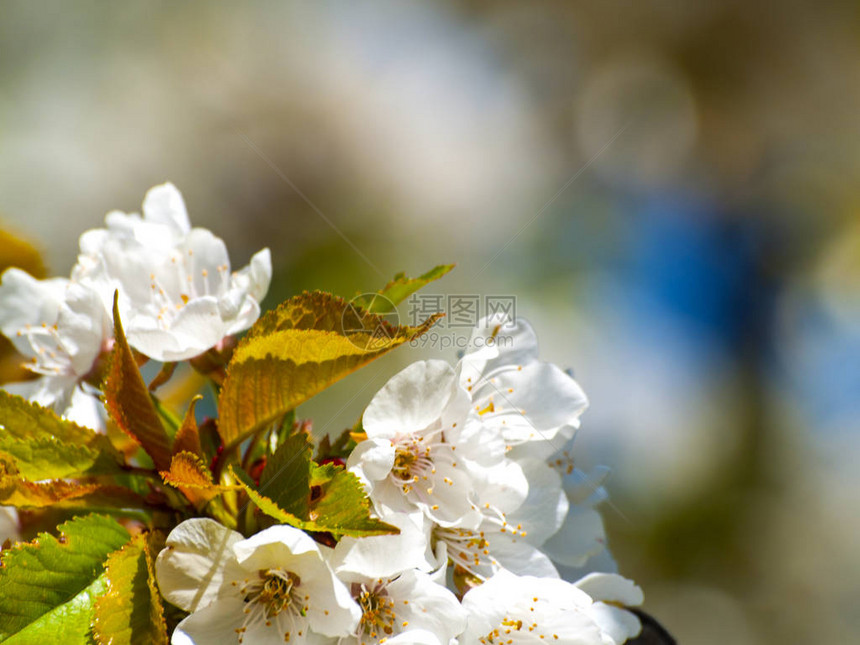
[
  {"x1": 0, "y1": 182, "x2": 271, "y2": 428},
  {"x1": 0, "y1": 184, "x2": 645, "y2": 645},
  {"x1": 155, "y1": 315, "x2": 643, "y2": 644}
]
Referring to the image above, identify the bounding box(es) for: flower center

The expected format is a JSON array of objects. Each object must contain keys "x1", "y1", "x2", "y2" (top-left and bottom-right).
[
  {"x1": 434, "y1": 526, "x2": 497, "y2": 582},
  {"x1": 390, "y1": 436, "x2": 435, "y2": 492},
  {"x1": 480, "y1": 616, "x2": 529, "y2": 643},
  {"x1": 355, "y1": 582, "x2": 397, "y2": 642},
  {"x1": 236, "y1": 569, "x2": 307, "y2": 643}
]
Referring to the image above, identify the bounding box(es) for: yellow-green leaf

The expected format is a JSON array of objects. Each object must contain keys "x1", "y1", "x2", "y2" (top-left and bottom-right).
[
  {"x1": 104, "y1": 295, "x2": 172, "y2": 471},
  {"x1": 258, "y1": 433, "x2": 313, "y2": 519},
  {"x1": 92, "y1": 532, "x2": 168, "y2": 645},
  {"x1": 0, "y1": 514, "x2": 130, "y2": 642},
  {"x1": 229, "y1": 465, "x2": 305, "y2": 527},
  {"x1": 0, "y1": 391, "x2": 122, "y2": 479},
  {"x1": 229, "y1": 448, "x2": 398, "y2": 539},
  {"x1": 354, "y1": 264, "x2": 455, "y2": 313},
  {"x1": 0, "y1": 468, "x2": 147, "y2": 511},
  {"x1": 218, "y1": 291, "x2": 442, "y2": 449},
  {"x1": 308, "y1": 466, "x2": 397, "y2": 537}
]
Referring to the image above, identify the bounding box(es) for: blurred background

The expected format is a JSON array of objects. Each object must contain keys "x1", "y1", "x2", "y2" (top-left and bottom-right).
[{"x1": 2, "y1": 1, "x2": 859, "y2": 642}]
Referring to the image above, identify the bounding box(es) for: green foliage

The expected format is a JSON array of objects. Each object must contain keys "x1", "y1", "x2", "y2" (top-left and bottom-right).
[
  {"x1": 0, "y1": 391, "x2": 121, "y2": 480},
  {"x1": 217, "y1": 291, "x2": 442, "y2": 449},
  {"x1": 353, "y1": 264, "x2": 455, "y2": 313},
  {"x1": 0, "y1": 267, "x2": 455, "y2": 641},
  {"x1": 229, "y1": 433, "x2": 397, "y2": 537},
  {"x1": 258, "y1": 433, "x2": 313, "y2": 518},
  {"x1": 91, "y1": 532, "x2": 168, "y2": 645},
  {"x1": 104, "y1": 295, "x2": 172, "y2": 471},
  {"x1": 0, "y1": 514, "x2": 130, "y2": 643}
]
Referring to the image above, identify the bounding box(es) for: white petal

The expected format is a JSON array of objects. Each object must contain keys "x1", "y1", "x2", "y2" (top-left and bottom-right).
[
  {"x1": 542, "y1": 507, "x2": 608, "y2": 568},
  {"x1": 170, "y1": 597, "x2": 247, "y2": 645},
  {"x1": 573, "y1": 573, "x2": 644, "y2": 607},
  {"x1": 59, "y1": 282, "x2": 109, "y2": 376},
  {"x1": 461, "y1": 571, "x2": 602, "y2": 644},
  {"x1": 346, "y1": 438, "x2": 395, "y2": 484},
  {"x1": 363, "y1": 361, "x2": 460, "y2": 438},
  {"x1": 471, "y1": 362, "x2": 589, "y2": 446},
  {"x1": 155, "y1": 518, "x2": 244, "y2": 612},
  {"x1": 586, "y1": 603, "x2": 643, "y2": 645},
  {"x1": 385, "y1": 569, "x2": 467, "y2": 642},
  {"x1": 470, "y1": 458, "x2": 529, "y2": 514},
  {"x1": 233, "y1": 524, "x2": 322, "y2": 565},
  {"x1": 232, "y1": 247, "x2": 272, "y2": 306},
  {"x1": 63, "y1": 387, "x2": 106, "y2": 431},
  {"x1": 0, "y1": 269, "x2": 67, "y2": 356},
  {"x1": 142, "y1": 182, "x2": 191, "y2": 235},
  {"x1": 4, "y1": 375, "x2": 77, "y2": 413},
  {"x1": 459, "y1": 316, "x2": 539, "y2": 379},
  {"x1": 563, "y1": 466, "x2": 611, "y2": 505},
  {"x1": 485, "y1": 535, "x2": 559, "y2": 578},
  {"x1": 332, "y1": 509, "x2": 431, "y2": 580},
  {"x1": 127, "y1": 297, "x2": 223, "y2": 361},
  {"x1": 506, "y1": 458, "x2": 568, "y2": 545}
]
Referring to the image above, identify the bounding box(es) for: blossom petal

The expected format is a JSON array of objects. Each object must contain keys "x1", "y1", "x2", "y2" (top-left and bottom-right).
[
  {"x1": 170, "y1": 597, "x2": 247, "y2": 645},
  {"x1": 363, "y1": 360, "x2": 461, "y2": 439},
  {"x1": 346, "y1": 438, "x2": 395, "y2": 484},
  {"x1": 385, "y1": 569, "x2": 467, "y2": 643},
  {"x1": 0, "y1": 269, "x2": 67, "y2": 356},
  {"x1": 155, "y1": 518, "x2": 245, "y2": 613},
  {"x1": 573, "y1": 573, "x2": 644, "y2": 606},
  {"x1": 542, "y1": 507, "x2": 608, "y2": 568},
  {"x1": 332, "y1": 509, "x2": 432, "y2": 580},
  {"x1": 142, "y1": 182, "x2": 191, "y2": 235}
]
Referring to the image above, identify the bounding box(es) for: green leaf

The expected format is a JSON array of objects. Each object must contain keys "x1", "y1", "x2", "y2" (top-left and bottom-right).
[
  {"x1": 229, "y1": 436, "x2": 397, "y2": 538},
  {"x1": 354, "y1": 264, "x2": 454, "y2": 313},
  {"x1": 258, "y1": 433, "x2": 312, "y2": 519},
  {"x1": 308, "y1": 466, "x2": 397, "y2": 537},
  {"x1": 229, "y1": 465, "x2": 306, "y2": 528},
  {"x1": 104, "y1": 295, "x2": 172, "y2": 471},
  {"x1": 0, "y1": 391, "x2": 122, "y2": 480},
  {"x1": 91, "y1": 532, "x2": 168, "y2": 645},
  {"x1": 217, "y1": 291, "x2": 442, "y2": 449},
  {"x1": 0, "y1": 514, "x2": 130, "y2": 642}
]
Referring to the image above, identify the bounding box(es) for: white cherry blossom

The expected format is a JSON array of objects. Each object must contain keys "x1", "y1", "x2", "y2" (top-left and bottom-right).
[
  {"x1": 73, "y1": 183, "x2": 271, "y2": 362},
  {"x1": 156, "y1": 518, "x2": 360, "y2": 645},
  {"x1": 573, "y1": 574, "x2": 644, "y2": 645},
  {"x1": 336, "y1": 570, "x2": 465, "y2": 645},
  {"x1": 330, "y1": 508, "x2": 465, "y2": 645},
  {"x1": 543, "y1": 449, "x2": 613, "y2": 570},
  {"x1": 433, "y1": 457, "x2": 567, "y2": 582},
  {"x1": 0, "y1": 268, "x2": 109, "y2": 427},
  {"x1": 348, "y1": 360, "x2": 526, "y2": 527},
  {"x1": 460, "y1": 570, "x2": 642, "y2": 645},
  {"x1": 460, "y1": 570, "x2": 603, "y2": 644},
  {"x1": 458, "y1": 315, "x2": 588, "y2": 459}
]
